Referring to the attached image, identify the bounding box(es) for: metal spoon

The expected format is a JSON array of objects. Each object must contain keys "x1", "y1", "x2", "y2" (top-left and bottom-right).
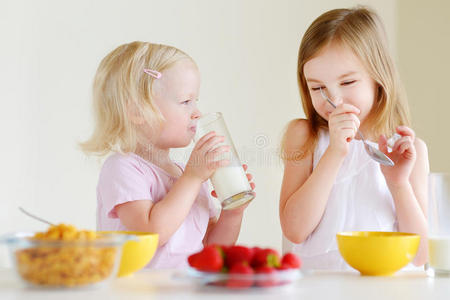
[
  {"x1": 319, "y1": 88, "x2": 394, "y2": 166},
  {"x1": 19, "y1": 207, "x2": 55, "y2": 226}
]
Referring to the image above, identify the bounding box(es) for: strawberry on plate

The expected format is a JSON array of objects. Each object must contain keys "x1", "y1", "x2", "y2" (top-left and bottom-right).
[
  {"x1": 226, "y1": 262, "x2": 254, "y2": 289},
  {"x1": 251, "y1": 248, "x2": 280, "y2": 268},
  {"x1": 255, "y1": 266, "x2": 278, "y2": 287},
  {"x1": 225, "y1": 245, "x2": 254, "y2": 267},
  {"x1": 280, "y1": 252, "x2": 302, "y2": 269},
  {"x1": 188, "y1": 245, "x2": 224, "y2": 272},
  {"x1": 186, "y1": 245, "x2": 302, "y2": 289}
]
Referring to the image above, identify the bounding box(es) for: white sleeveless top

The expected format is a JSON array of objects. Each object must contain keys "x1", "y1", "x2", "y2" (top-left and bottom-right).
[{"x1": 283, "y1": 130, "x2": 398, "y2": 271}]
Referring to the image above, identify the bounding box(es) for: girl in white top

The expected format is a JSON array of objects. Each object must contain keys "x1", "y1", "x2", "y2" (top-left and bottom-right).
[{"x1": 280, "y1": 7, "x2": 429, "y2": 270}]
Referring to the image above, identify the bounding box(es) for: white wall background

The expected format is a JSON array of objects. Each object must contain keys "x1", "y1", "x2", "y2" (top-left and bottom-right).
[
  {"x1": 397, "y1": 0, "x2": 450, "y2": 173},
  {"x1": 0, "y1": 0, "x2": 397, "y2": 267}
]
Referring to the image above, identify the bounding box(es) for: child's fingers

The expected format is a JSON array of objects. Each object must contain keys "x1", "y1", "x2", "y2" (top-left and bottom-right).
[
  {"x1": 397, "y1": 139, "x2": 415, "y2": 160},
  {"x1": 339, "y1": 128, "x2": 357, "y2": 143},
  {"x1": 211, "y1": 159, "x2": 230, "y2": 169},
  {"x1": 329, "y1": 113, "x2": 360, "y2": 130},
  {"x1": 398, "y1": 141, "x2": 411, "y2": 155},
  {"x1": 337, "y1": 120, "x2": 359, "y2": 132},
  {"x1": 396, "y1": 125, "x2": 415, "y2": 139},
  {"x1": 393, "y1": 136, "x2": 412, "y2": 153},
  {"x1": 205, "y1": 145, "x2": 230, "y2": 161},
  {"x1": 198, "y1": 135, "x2": 225, "y2": 153},
  {"x1": 394, "y1": 136, "x2": 414, "y2": 155},
  {"x1": 350, "y1": 113, "x2": 360, "y2": 129},
  {"x1": 378, "y1": 134, "x2": 389, "y2": 154},
  {"x1": 333, "y1": 103, "x2": 361, "y2": 115},
  {"x1": 194, "y1": 131, "x2": 216, "y2": 150}
]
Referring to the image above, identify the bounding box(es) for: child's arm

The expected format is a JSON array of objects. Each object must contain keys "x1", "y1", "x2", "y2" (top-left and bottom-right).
[
  {"x1": 379, "y1": 126, "x2": 429, "y2": 266},
  {"x1": 203, "y1": 206, "x2": 247, "y2": 246},
  {"x1": 115, "y1": 132, "x2": 229, "y2": 246},
  {"x1": 202, "y1": 164, "x2": 255, "y2": 246},
  {"x1": 280, "y1": 105, "x2": 360, "y2": 244}
]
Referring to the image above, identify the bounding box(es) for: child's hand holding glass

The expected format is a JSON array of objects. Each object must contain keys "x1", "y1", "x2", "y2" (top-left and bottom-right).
[{"x1": 184, "y1": 131, "x2": 231, "y2": 182}]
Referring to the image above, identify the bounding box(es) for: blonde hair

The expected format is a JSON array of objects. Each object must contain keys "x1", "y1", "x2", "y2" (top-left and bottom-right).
[
  {"x1": 80, "y1": 41, "x2": 193, "y2": 156},
  {"x1": 281, "y1": 7, "x2": 410, "y2": 160}
]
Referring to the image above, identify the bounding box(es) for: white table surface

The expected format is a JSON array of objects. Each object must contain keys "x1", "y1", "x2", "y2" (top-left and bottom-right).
[{"x1": 0, "y1": 268, "x2": 449, "y2": 300}]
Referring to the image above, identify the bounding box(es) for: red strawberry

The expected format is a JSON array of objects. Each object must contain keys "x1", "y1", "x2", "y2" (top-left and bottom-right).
[
  {"x1": 252, "y1": 246, "x2": 262, "y2": 253},
  {"x1": 281, "y1": 253, "x2": 301, "y2": 269},
  {"x1": 225, "y1": 245, "x2": 254, "y2": 267},
  {"x1": 188, "y1": 245, "x2": 224, "y2": 272},
  {"x1": 226, "y1": 262, "x2": 254, "y2": 289},
  {"x1": 277, "y1": 262, "x2": 292, "y2": 270},
  {"x1": 251, "y1": 248, "x2": 280, "y2": 268},
  {"x1": 255, "y1": 266, "x2": 278, "y2": 287}
]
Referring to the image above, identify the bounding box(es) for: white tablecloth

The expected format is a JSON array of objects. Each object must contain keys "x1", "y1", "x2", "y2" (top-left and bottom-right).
[{"x1": 0, "y1": 268, "x2": 449, "y2": 300}]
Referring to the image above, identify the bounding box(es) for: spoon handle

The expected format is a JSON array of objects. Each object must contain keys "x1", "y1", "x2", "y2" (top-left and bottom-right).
[{"x1": 19, "y1": 207, "x2": 54, "y2": 226}]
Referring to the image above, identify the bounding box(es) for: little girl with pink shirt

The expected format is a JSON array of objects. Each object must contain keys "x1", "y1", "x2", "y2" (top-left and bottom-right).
[{"x1": 81, "y1": 41, "x2": 254, "y2": 269}]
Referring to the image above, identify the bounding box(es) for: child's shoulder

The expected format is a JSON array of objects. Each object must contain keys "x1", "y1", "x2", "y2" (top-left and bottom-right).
[
  {"x1": 414, "y1": 137, "x2": 428, "y2": 152},
  {"x1": 101, "y1": 152, "x2": 147, "y2": 176},
  {"x1": 413, "y1": 136, "x2": 429, "y2": 169},
  {"x1": 103, "y1": 152, "x2": 139, "y2": 166},
  {"x1": 283, "y1": 118, "x2": 312, "y2": 148}
]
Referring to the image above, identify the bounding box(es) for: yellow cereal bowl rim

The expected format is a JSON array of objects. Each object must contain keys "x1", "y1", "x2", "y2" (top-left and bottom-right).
[
  {"x1": 337, "y1": 231, "x2": 420, "y2": 238},
  {"x1": 0, "y1": 232, "x2": 132, "y2": 247}
]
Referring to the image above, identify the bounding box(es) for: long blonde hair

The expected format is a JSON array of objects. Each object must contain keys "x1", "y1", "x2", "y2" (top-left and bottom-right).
[
  {"x1": 80, "y1": 41, "x2": 193, "y2": 156},
  {"x1": 282, "y1": 7, "x2": 410, "y2": 160}
]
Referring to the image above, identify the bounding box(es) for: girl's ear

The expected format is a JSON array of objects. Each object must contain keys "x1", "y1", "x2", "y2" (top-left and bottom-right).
[{"x1": 126, "y1": 101, "x2": 146, "y2": 125}]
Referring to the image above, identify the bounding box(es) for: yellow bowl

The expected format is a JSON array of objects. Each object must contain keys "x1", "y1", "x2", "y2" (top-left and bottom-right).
[
  {"x1": 100, "y1": 231, "x2": 158, "y2": 277},
  {"x1": 336, "y1": 231, "x2": 420, "y2": 276}
]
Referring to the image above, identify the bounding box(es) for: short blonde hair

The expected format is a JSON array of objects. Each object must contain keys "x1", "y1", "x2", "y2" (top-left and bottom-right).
[
  {"x1": 80, "y1": 41, "x2": 193, "y2": 156},
  {"x1": 282, "y1": 7, "x2": 410, "y2": 160}
]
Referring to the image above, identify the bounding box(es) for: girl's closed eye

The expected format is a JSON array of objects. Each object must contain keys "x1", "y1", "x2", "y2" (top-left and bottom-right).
[
  {"x1": 181, "y1": 98, "x2": 199, "y2": 105},
  {"x1": 341, "y1": 80, "x2": 356, "y2": 86},
  {"x1": 311, "y1": 86, "x2": 325, "y2": 91}
]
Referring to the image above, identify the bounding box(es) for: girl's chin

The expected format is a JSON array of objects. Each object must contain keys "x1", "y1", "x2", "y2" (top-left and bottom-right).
[{"x1": 172, "y1": 138, "x2": 193, "y2": 148}]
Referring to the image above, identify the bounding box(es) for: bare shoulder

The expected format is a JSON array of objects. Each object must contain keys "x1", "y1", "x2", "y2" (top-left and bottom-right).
[
  {"x1": 413, "y1": 137, "x2": 430, "y2": 171},
  {"x1": 414, "y1": 137, "x2": 428, "y2": 156},
  {"x1": 280, "y1": 119, "x2": 314, "y2": 211},
  {"x1": 282, "y1": 119, "x2": 314, "y2": 169},
  {"x1": 409, "y1": 137, "x2": 429, "y2": 213},
  {"x1": 410, "y1": 137, "x2": 429, "y2": 187},
  {"x1": 283, "y1": 118, "x2": 312, "y2": 150}
]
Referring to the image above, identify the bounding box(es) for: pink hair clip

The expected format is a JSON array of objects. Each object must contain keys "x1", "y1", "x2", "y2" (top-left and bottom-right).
[{"x1": 143, "y1": 69, "x2": 162, "y2": 79}]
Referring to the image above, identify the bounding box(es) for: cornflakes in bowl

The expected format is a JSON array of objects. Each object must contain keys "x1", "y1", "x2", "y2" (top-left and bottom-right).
[{"x1": 2, "y1": 224, "x2": 132, "y2": 288}]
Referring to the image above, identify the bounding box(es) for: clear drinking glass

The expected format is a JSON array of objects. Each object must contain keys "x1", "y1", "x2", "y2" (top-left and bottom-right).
[
  {"x1": 194, "y1": 112, "x2": 255, "y2": 210},
  {"x1": 428, "y1": 172, "x2": 450, "y2": 277}
]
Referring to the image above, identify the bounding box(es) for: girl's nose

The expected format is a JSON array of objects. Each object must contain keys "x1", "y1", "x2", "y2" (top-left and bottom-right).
[
  {"x1": 332, "y1": 96, "x2": 344, "y2": 106},
  {"x1": 191, "y1": 108, "x2": 201, "y2": 120},
  {"x1": 327, "y1": 90, "x2": 343, "y2": 106}
]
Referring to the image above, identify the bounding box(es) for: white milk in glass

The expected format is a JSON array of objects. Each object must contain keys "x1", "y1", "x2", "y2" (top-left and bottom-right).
[
  {"x1": 195, "y1": 112, "x2": 254, "y2": 210},
  {"x1": 428, "y1": 173, "x2": 450, "y2": 276},
  {"x1": 210, "y1": 166, "x2": 252, "y2": 202},
  {"x1": 429, "y1": 237, "x2": 450, "y2": 274}
]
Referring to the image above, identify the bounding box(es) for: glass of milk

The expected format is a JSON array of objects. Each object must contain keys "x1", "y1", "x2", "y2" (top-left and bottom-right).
[
  {"x1": 194, "y1": 112, "x2": 255, "y2": 210},
  {"x1": 428, "y1": 173, "x2": 450, "y2": 277}
]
